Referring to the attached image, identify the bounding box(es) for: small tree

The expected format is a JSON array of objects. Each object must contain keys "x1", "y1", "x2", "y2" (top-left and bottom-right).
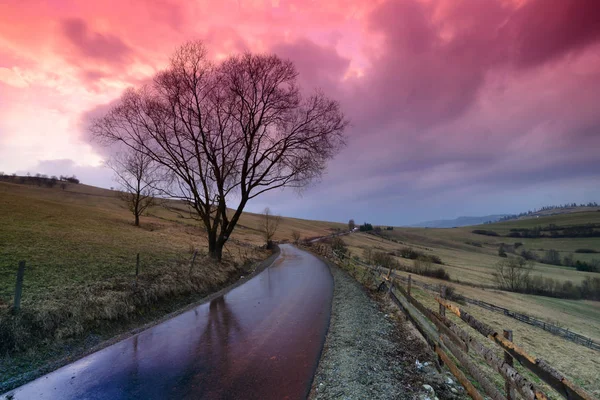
[
  {"x1": 413, "y1": 256, "x2": 432, "y2": 274},
  {"x1": 498, "y1": 244, "x2": 508, "y2": 258},
  {"x1": 291, "y1": 230, "x2": 301, "y2": 244},
  {"x1": 542, "y1": 249, "x2": 561, "y2": 265},
  {"x1": 331, "y1": 237, "x2": 348, "y2": 259},
  {"x1": 107, "y1": 149, "x2": 160, "y2": 226},
  {"x1": 262, "y1": 207, "x2": 281, "y2": 249},
  {"x1": 493, "y1": 257, "x2": 533, "y2": 291},
  {"x1": 563, "y1": 253, "x2": 574, "y2": 267},
  {"x1": 348, "y1": 219, "x2": 356, "y2": 231}
]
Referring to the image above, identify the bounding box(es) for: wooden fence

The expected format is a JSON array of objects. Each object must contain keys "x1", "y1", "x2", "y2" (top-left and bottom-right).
[
  {"x1": 380, "y1": 273, "x2": 596, "y2": 400},
  {"x1": 378, "y1": 271, "x2": 600, "y2": 352},
  {"x1": 312, "y1": 246, "x2": 598, "y2": 400}
]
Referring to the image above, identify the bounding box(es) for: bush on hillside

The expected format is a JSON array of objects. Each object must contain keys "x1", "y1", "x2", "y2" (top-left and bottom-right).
[
  {"x1": 542, "y1": 249, "x2": 561, "y2": 265},
  {"x1": 472, "y1": 229, "x2": 499, "y2": 236},
  {"x1": 574, "y1": 260, "x2": 600, "y2": 273},
  {"x1": 520, "y1": 249, "x2": 538, "y2": 261},
  {"x1": 498, "y1": 245, "x2": 508, "y2": 258},
  {"x1": 575, "y1": 248, "x2": 599, "y2": 254},
  {"x1": 359, "y1": 223, "x2": 373, "y2": 232}
]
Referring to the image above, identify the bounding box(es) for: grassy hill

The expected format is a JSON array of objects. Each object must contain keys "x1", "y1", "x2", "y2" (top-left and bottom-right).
[{"x1": 0, "y1": 180, "x2": 344, "y2": 387}]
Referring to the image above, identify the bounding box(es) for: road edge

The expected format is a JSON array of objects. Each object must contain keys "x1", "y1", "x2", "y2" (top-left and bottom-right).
[{"x1": 1, "y1": 246, "x2": 282, "y2": 396}]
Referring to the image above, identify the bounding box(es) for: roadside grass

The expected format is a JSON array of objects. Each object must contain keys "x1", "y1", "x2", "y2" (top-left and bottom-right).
[
  {"x1": 341, "y1": 214, "x2": 600, "y2": 396},
  {"x1": 0, "y1": 181, "x2": 343, "y2": 386},
  {"x1": 388, "y1": 279, "x2": 600, "y2": 397}
]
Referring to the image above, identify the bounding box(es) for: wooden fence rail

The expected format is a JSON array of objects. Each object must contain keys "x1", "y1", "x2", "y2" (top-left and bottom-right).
[
  {"x1": 367, "y1": 265, "x2": 600, "y2": 352},
  {"x1": 320, "y1": 247, "x2": 598, "y2": 400},
  {"x1": 382, "y1": 275, "x2": 597, "y2": 400}
]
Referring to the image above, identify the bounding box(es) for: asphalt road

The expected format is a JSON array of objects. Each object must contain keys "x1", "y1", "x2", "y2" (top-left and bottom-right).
[{"x1": 2, "y1": 244, "x2": 333, "y2": 400}]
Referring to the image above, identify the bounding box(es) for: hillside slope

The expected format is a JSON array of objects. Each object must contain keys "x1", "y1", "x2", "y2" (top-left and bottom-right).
[{"x1": 0, "y1": 180, "x2": 344, "y2": 386}]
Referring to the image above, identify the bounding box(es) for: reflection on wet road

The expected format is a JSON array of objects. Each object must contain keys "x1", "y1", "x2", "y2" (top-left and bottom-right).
[{"x1": 4, "y1": 245, "x2": 333, "y2": 400}]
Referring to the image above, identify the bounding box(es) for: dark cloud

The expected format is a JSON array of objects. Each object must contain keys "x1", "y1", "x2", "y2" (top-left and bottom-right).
[
  {"x1": 70, "y1": 0, "x2": 600, "y2": 225},
  {"x1": 505, "y1": 0, "x2": 600, "y2": 68},
  {"x1": 271, "y1": 38, "x2": 351, "y2": 93},
  {"x1": 61, "y1": 18, "x2": 132, "y2": 65}
]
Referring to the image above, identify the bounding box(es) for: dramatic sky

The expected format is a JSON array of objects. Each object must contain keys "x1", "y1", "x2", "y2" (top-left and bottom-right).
[{"x1": 1, "y1": 0, "x2": 600, "y2": 225}]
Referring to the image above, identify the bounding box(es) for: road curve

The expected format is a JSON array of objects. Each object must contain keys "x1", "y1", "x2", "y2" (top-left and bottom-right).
[{"x1": 3, "y1": 244, "x2": 333, "y2": 400}]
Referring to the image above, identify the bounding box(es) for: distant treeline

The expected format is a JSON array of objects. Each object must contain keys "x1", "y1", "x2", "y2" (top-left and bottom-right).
[
  {"x1": 510, "y1": 274, "x2": 600, "y2": 300},
  {"x1": 0, "y1": 173, "x2": 80, "y2": 187},
  {"x1": 491, "y1": 202, "x2": 599, "y2": 223},
  {"x1": 359, "y1": 222, "x2": 394, "y2": 232},
  {"x1": 473, "y1": 223, "x2": 600, "y2": 239}
]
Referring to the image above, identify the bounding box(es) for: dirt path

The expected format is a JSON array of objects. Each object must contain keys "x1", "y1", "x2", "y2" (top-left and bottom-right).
[{"x1": 310, "y1": 263, "x2": 466, "y2": 400}]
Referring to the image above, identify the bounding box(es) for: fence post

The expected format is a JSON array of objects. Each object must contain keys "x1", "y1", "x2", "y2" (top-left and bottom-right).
[
  {"x1": 13, "y1": 261, "x2": 26, "y2": 313},
  {"x1": 439, "y1": 286, "x2": 446, "y2": 317},
  {"x1": 135, "y1": 253, "x2": 140, "y2": 285},
  {"x1": 386, "y1": 266, "x2": 392, "y2": 280},
  {"x1": 189, "y1": 249, "x2": 198, "y2": 276},
  {"x1": 503, "y1": 329, "x2": 516, "y2": 400},
  {"x1": 388, "y1": 277, "x2": 394, "y2": 296},
  {"x1": 407, "y1": 274, "x2": 412, "y2": 297}
]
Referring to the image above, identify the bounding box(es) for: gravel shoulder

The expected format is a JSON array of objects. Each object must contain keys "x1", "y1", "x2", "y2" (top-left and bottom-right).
[{"x1": 310, "y1": 262, "x2": 467, "y2": 400}]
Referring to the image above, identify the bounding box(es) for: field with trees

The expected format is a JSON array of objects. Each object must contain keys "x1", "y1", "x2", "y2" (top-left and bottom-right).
[{"x1": 335, "y1": 211, "x2": 600, "y2": 395}]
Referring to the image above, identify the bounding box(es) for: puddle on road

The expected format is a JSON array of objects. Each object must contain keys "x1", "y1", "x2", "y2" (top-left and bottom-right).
[{"x1": 5, "y1": 244, "x2": 333, "y2": 400}]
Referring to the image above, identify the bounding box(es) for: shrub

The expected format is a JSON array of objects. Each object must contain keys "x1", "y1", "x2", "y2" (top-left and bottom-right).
[
  {"x1": 575, "y1": 249, "x2": 599, "y2": 254},
  {"x1": 400, "y1": 247, "x2": 420, "y2": 259},
  {"x1": 444, "y1": 286, "x2": 464, "y2": 303},
  {"x1": 520, "y1": 249, "x2": 538, "y2": 261},
  {"x1": 574, "y1": 260, "x2": 600, "y2": 273},
  {"x1": 373, "y1": 251, "x2": 396, "y2": 269},
  {"x1": 472, "y1": 229, "x2": 499, "y2": 236},
  {"x1": 359, "y1": 223, "x2": 373, "y2": 232},
  {"x1": 514, "y1": 242, "x2": 523, "y2": 249},
  {"x1": 429, "y1": 267, "x2": 450, "y2": 280},
  {"x1": 498, "y1": 245, "x2": 507, "y2": 258},
  {"x1": 563, "y1": 253, "x2": 574, "y2": 267},
  {"x1": 542, "y1": 249, "x2": 561, "y2": 265},
  {"x1": 330, "y1": 237, "x2": 348, "y2": 258}
]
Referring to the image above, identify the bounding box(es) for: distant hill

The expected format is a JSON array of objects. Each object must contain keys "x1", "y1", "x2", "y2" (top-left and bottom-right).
[{"x1": 410, "y1": 215, "x2": 509, "y2": 228}]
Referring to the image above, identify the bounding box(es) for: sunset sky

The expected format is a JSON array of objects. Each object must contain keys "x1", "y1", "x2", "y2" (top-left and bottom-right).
[{"x1": 1, "y1": 0, "x2": 600, "y2": 225}]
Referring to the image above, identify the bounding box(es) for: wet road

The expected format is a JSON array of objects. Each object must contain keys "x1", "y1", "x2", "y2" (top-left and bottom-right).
[{"x1": 3, "y1": 245, "x2": 333, "y2": 400}]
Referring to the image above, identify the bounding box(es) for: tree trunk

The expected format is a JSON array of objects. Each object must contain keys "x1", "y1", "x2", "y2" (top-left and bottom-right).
[
  {"x1": 134, "y1": 213, "x2": 140, "y2": 226},
  {"x1": 208, "y1": 232, "x2": 223, "y2": 261}
]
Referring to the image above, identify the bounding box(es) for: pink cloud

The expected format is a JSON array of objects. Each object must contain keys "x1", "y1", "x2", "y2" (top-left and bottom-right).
[
  {"x1": 60, "y1": 18, "x2": 132, "y2": 65},
  {"x1": 1, "y1": 0, "x2": 600, "y2": 224}
]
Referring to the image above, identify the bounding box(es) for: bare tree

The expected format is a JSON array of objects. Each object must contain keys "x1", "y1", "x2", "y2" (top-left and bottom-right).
[
  {"x1": 107, "y1": 149, "x2": 160, "y2": 226},
  {"x1": 348, "y1": 219, "x2": 356, "y2": 231},
  {"x1": 291, "y1": 230, "x2": 301, "y2": 244},
  {"x1": 262, "y1": 207, "x2": 281, "y2": 249},
  {"x1": 493, "y1": 257, "x2": 533, "y2": 291},
  {"x1": 92, "y1": 41, "x2": 347, "y2": 260}
]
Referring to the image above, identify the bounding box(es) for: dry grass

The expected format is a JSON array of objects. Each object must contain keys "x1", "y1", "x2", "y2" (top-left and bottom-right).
[
  {"x1": 342, "y1": 218, "x2": 600, "y2": 396},
  {"x1": 405, "y1": 284, "x2": 600, "y2": 397},
  {"x1": 0, "y1": 181, "x2": 343, "y2": 383}
]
